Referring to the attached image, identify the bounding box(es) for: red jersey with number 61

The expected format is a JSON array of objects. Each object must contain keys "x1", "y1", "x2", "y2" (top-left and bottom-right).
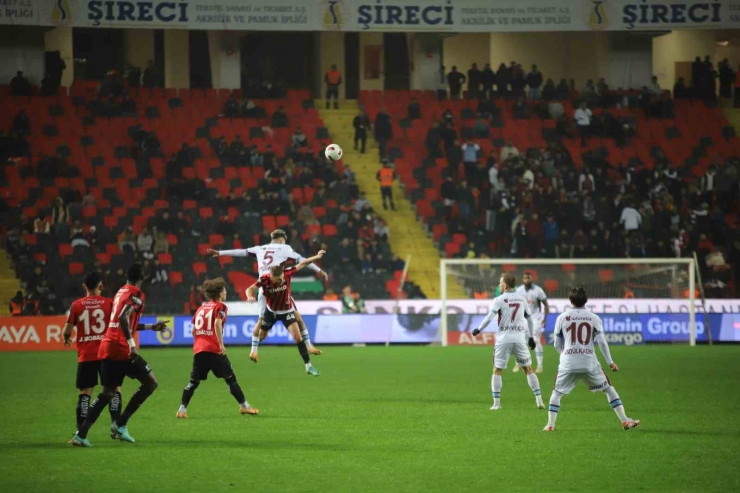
[
  {"x1": 192, "y1": 300, "x2": 228, "y2": 354},
  {"x1": 257, "y1": 266, "x2": 296, "y2": 314},
  {"x1": 66, "y1": 295, "x2": 113, "y2": 363},
  {"x1": 98, "y1": 284, "x2": 145, "y2": 361}
]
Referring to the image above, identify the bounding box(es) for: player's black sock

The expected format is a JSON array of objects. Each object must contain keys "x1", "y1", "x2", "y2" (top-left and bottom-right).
[
  {"x1": 76, "y1": 394, "x2": 90, "y2": 430},
  {"x1": 297, "y1": 339, "x2": 311, "y2": 364},
  {"x1": 116, "y1": 384, "x2": 155, "y2": 427},
  {"x1": 181, "y1": 380, "x2": 200, "y2": 408},
  {"x1": 225, "y1": 375, "x2": 245, "y2": 404},
  {"x1": 108, "y1": 391, "x2": 122, "y2": 422},
  {"x1": 78, "y1": 392, "x2": 113, "y2": 439}
]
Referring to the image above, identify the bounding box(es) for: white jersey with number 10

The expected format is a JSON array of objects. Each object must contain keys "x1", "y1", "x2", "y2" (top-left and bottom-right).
[
  {"x1": 489, "y1": 292, "x2": 530, "y2": 345},
  {"x1": 553, "y1": 308, "x2": 604, "y2": 372}
]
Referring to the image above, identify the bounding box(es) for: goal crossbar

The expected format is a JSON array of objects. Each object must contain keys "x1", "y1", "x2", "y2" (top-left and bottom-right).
[{"x1": 439, "y1": 258, "x2": 696, "y2": 347}]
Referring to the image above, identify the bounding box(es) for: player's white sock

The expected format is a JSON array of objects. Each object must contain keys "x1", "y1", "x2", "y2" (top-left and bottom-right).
[
  {"x1": 491, "y1": 374, "x2": 502, "y2": 405},
  {"x1": 526, "y1": 372, "x2": 544, "y2": 405},
  {"x1": 305, "y1": 362, "x2": 312, "y2": 370},
  {"x1": 605, "y1": 386, "x2": 628, "y2": 422},
  {"x1": 547, "y1": 392, "x2": 562, "y2": 427},
  {"x1": 239, "y1": 401, "x2": 250, "y2": 409},
  {"x1": 535, "y1": 339, "x2": 544, "y2": 369},
  {"x1": 178, "y1": 404, "x2": 187, "y2": 413},
  {"x1": 300, "y1": 328, "x2": 313, "y2": 348},
  {"x1": 251, "y1": 335, "x2": 260, "y2": 354}
]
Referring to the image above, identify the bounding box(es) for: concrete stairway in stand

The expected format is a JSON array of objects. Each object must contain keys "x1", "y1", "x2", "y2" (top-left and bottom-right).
[{"x1": 317, "y1": 99, "x2": 466, "y2": 299}]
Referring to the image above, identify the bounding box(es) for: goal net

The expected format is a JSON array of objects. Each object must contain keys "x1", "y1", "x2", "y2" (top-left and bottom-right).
[{"x1": 438, "y1": 259, "x2": 699, "y2": 346}]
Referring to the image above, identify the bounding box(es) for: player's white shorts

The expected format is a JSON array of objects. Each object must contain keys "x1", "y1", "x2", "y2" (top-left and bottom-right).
[
  {"x1": 553, "y1": 367, "x2": 611, "y2": 395},
  {"x1": 493, "y1": 342, "x2": 531, "y2": 369},
  {"x1": 257, "y1": 290, "x2": 297, "y2": 318}
]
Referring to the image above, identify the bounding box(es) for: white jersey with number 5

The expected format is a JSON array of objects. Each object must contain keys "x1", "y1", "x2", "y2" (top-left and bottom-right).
[
  {"x1": 489, "y1": 292, "x2": 530, "y2": 345},
  {"x1": 553, "y1": 308, "x2": 604, "y2": 372},
  {"x1": 515, "y1": 284, "x2": 547, "y2": 319},
  {"x1": 218, "y1": 243, "x2": 319, "y2": 276}
]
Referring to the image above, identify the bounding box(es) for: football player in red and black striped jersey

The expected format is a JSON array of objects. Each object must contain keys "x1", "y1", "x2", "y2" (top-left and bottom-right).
[{"x1": 246, "y1": 250, "x2": 325, "y2": 376}]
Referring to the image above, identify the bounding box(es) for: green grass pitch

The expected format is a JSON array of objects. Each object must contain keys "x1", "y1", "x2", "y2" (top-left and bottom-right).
[{"x1": 1, "y1": 345, "x2": 739, "y2": 493}]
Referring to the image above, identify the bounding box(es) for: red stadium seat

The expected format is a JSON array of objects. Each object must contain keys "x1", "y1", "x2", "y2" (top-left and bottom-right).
[
  {"x1": 199, "y1": 207, "x2": 213, "y2": 219},
  {"x1": 598, "y1": 269, "x2": 614, "y2": 284},
  {"x1": 219, "y1": 256, "x2": 233, "y2": 267},
  {"x1": 276, "y1": 215, "x2": 290, "y2": 227},
  {"x1": 157, "y1": 253, "x2": 172, "y2": 265},
  {"x1": 166, "y1": 234, "x2": 179, "y2": 246},
  {"x1": 502, "y1": 264, "x2": 516, "y2": 272},
  {"x1": 562, "y1": 264, "x2": 576, "y2": 273},
  {"x1": 183, "y1": 200, "x2": 197, "y2": 210},
  {"x1": 452, "y1": 233, "x2": 467, "y2": 245},
  {"x1": 208, "y1": 234, "x2": 224, "y2": 246},
  {"x1": 59, "y1": 244, "x2": 73, "y2": 258},
  {"x1": 96, "y1": 253, "x2": 112, "y2": 265},
  {"x1": 322, "y1": 224, "x2": 338, "y2": 237},
  {"x1": 68, "y1": 263, "x2": 85, "y2": 276},
  {"x1": 544, "y1": 279, "x2": 559, "y2": 294},
  {"x1": 169, "y1": 271, "x2": 184, "y2": 286},
  {"x1": 197, "y1": 244, "x2": 211, "y2": 256},
  {"x1": 262, "y1": 216, "x2": 277, "y2": 231},
  {"x1": 445, "y1": 242, "x2": 461, "y2": 257},
  {"x1": 33, "y1": 253, "x2": 47, "y2": 263},
  {"x1": 192, "y1": 262, "x2": 208, "y2": 277}
]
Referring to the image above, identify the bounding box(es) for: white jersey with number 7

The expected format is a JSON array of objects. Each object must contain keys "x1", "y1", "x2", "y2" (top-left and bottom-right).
[
  {"x1": 489, "y1": 292, "x2": 531, "y2": 345},
  {"x1": 218, "y1": 243, "x2": 320, "y2": 276}
]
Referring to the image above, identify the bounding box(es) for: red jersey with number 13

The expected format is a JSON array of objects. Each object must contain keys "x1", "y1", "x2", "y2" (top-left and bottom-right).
[
  {"x1": 192, "y1": 300, "x2": 228, "y2": 354},
  {"x1": 66, "y1": 295, "x2": 113, "y2": 362},
  {"x1": 257, "y1": 266, "x2": 296, "y2": 313},
  {"x1": 98, "y1": 284, "x2": 146, "y2": 361}
]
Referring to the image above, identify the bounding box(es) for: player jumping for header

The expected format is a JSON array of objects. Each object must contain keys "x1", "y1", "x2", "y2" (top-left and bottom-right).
[
  {"x1": 177, "y1": 277, "x2": 259, "y2": 418},
  {"x1": 472, "y1": 272, "x2": 545, "y2": 410},
  {"x1": 543, "y1": 287, "x2": 640, "y2": 431},
  {"x1": 206, "y1": 229, "x2": 328, "y2": 364},
  {"x1": 70, "y1": 264, "x2": 168, "y2": 447},
  {"x1": 246, "y1": 251, "x2": 326, "y2": 376},
  {"x1": 63, "y1": 272, "x2": 122, "y2": 436},
  {"x1": 513, "y1": 271, "x2": 549, "y2": 374}
]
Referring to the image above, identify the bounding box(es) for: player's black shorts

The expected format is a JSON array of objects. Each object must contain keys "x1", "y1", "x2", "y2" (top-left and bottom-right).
[
  {"x1": 191, "y1": 352, "x2": 234, "y2": 381},
  {"x1": 100, "y1": 356, "x2": 152, "y2": 387},
  {"x1": 76, "y1": 361, "x2": 102, "y2": 389},
  {"x1": 326, "y1": 86, "x2": 339, "y2": 99},
  {"x1": 261, "y1": 310, "x2": 296, "y2": 331}
]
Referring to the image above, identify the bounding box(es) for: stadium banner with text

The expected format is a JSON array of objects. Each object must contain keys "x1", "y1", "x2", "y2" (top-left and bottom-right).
[
  {"x1": 225, "y1": 299, "x2": 740, "y2": 316},
  {"x1": 0, "y1": 316, "x2": 72, "y2": 351},
  {"x1": 4, "y1": 1, "x2": 740, "y2": 31}
]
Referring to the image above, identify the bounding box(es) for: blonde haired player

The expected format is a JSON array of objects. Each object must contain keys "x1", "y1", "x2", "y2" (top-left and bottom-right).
[
  {"x1": 544, "y1": 287, "x2": 640, "y2": 431},
  {"x1": 513, "y1": 271, "x2": 549, "y2": 373},
  {"x1": 206, "y1": 229, "x2": 327, "y2": 365},
  {"x1": 472, "y1": 273, "x2": 545, "y2": 410}
]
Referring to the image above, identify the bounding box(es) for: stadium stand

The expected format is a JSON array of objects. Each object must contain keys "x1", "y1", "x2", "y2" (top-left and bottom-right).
[{"x1": 0, "y1": 82, "x2": 414, "y2": 314}]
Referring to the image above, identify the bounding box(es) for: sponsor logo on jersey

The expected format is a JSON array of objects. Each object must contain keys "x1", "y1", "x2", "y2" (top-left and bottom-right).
[{"x1": 131, "y1": 296, "x2": 143, "y2": 306}]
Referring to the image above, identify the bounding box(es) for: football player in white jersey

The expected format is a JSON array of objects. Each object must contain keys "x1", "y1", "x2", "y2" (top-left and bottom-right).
[
  {"x1": 513, "y1": 272, "x2": 549, "y2": 374},
  {"x1": 544, "y1": 287, "x2": 640, "y2": 431},
  {"x1": 472, "y1": 273, "x2": 545, "y2": 410},
  {"x1": 207, "y1": 229, "x2": 328, "y2": 364}
]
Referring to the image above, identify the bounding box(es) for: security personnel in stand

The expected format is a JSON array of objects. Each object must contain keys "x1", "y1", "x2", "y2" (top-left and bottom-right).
[
  {"x1": 9, "y1": 291, "x2": 23, "y2": 316},
  {"x1": 376, "y1": 159, "x2": 398, "y2": 211},
  {"x1": 325, "y1": 64, "x2": 342, "y2": 110}
]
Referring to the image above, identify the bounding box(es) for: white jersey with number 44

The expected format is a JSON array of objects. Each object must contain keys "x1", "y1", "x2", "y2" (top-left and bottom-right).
[
  {"x1": 553, "y1": 308, "x2": 604, "y2": 372},
  {"x1": 489, "y1": 292, "x2": 531, "y2": 345},
  {"x1": 515, "y1": 284, "x2": 547, "y2": 319}
]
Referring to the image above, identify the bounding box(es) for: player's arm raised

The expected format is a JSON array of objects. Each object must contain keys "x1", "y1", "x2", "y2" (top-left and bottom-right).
[
  {"x1": 206, "y1": 246, "x2": 257, "y2": 258},
  {"x1": 118, "y1": 304, "x2": 138, "y2": 361},
  {"x1": 294, "y1": 250, "x2": 326, "y2": 272}
]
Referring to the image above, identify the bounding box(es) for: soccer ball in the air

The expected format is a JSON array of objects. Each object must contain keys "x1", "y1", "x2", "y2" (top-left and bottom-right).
[{"x1": 325, "y1": 144, "x2": 343, "y2": 162}]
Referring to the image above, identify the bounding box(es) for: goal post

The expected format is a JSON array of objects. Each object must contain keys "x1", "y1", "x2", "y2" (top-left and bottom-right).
[{"x1": 439, "y1": 258, "x2": 698, "y2": 347}]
